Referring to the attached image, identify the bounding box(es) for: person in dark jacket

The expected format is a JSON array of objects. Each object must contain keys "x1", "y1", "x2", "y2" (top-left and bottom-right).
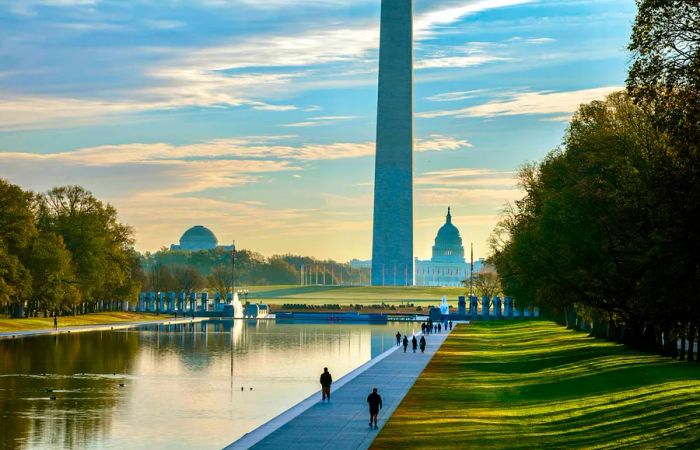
[
  {"x1": 320, "y1": 367, "x2": 333, "y2": 402},
  {"x1": 367, "y1": 388, "x2": 383, "y2": 429},
  {"x1": 395, "y1": 331, "x2": 401, "y2": 346},
  {"x1": 411, "y1": 335, "x2": 418, "y2": 353},
  {"x1": 419, "y1": 336, "x2": 426, "y2": 353},
  {"x1": 402, "y1": 335, "x2": 409, "y2": 352}
]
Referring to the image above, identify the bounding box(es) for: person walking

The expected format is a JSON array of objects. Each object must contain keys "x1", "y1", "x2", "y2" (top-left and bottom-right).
[
  {"x1": 438, "y1": 323, "x2": 442, "y2": 333},
  {"x1": 402, "y1": 335, "x2": 409, "y2": 353},
  {"x1": 421, "y1": 323, "x2": 425, "y2": 334},
  {"x1": 419, "y1": 335, "x2": 426, "y2": 353},
  {"x1": 320, "y1": 367, "x2": 333, "y2": 402},
  {"x1": 449, "y1": 320, "x2": 453, "y2": 330},
  {"x1": 395, "y1": 331, "x2": 401, "y2": 346},
  {"x1": 367, "y1": 388, "x2": 383, "y2": 430},
  {"x1": 53, "y1": 315, "x2": 58, "y2": 330},
  {"x1": 411, "y1": 335, "x2": 417, "y2": 353}
]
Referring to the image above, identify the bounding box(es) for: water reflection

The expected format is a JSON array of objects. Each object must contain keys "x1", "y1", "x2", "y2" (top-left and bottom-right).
[{"x1": 0, "y1": 320, "x2": 417, "y2": 449}]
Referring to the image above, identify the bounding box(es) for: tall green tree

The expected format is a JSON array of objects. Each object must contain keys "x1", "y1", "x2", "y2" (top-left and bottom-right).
[{"x1": 36, "y1": 186, "x2": 138, "y2": 313}]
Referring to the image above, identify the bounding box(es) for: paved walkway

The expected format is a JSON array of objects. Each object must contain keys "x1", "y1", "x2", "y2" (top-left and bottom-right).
[
  {"x1": 227, "y1": 326, "x2": 456, "y2": 450},
  {"x1": 0, "y1": 317, "x2": 206, "y2": 340}
]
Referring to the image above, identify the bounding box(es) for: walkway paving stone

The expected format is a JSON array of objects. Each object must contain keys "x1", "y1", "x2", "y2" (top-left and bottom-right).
[{"x1": 227, "y1": 325, "x2": 455, "y2": 450}]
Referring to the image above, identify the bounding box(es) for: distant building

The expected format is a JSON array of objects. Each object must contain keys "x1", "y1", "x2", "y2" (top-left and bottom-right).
[
  {"x1": 415, "y1": 208, "x2": 483, "y2": 287},
  {"x1": 170, "y1": 225, "x2": 233, "y2": 252}
]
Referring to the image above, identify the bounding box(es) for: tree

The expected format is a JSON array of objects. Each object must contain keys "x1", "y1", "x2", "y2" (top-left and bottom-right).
[
  {"x1": 0, "y1": 248, "x2": 31, "y2": 317},
  {"x1": 36, "y1": 186, "x2": 138, "y2": 313},
  {"x1": 490, "y1": 92, "x2": 675, "y2": 350},
  {"x1": 474, "y1": 271, "x2": 502, "y2": 300},
  {"x1": 207, "y1": 265, "x2": 232, "y2": 300},
  {"x1": 628, "y1": 0, "x2": 700, "y2": 146},
  {"x1": 172, "y1": 265, "x2": 204, "y2": 297},
  {"x1": 628, "y1": 0, "x2": 700, "y2": 358},
  {"x1": 24, "y1": 231, "x2": 79, "y2": 317}
]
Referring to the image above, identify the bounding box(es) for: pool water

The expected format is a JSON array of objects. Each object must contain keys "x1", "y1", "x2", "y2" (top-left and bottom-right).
[{"x1": 0, "y1": 320, "x2": 419, "y2": 449}]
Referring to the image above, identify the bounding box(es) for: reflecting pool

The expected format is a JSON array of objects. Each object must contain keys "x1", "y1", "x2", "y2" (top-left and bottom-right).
[{"x1": 0, "y1": 320, "x2": 419, "y2": 449}]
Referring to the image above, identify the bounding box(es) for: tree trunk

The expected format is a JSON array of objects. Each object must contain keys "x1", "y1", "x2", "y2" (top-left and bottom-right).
[{"x1": 679, "y1": 323, "x2": 687, "y2": 361}]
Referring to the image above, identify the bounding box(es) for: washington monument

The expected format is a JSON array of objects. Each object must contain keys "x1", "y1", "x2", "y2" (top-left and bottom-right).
[{"x1": 371, "y1": 0, "x2": 414, "y2": 286}]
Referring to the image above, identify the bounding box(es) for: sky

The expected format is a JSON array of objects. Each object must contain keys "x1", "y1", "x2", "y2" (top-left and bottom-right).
[{"x1": 0, "y1": 0, "x2": 637, "y2": 261}]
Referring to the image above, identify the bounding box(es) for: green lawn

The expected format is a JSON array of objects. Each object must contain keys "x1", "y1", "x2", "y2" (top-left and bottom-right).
[
  {"x1": 0, "y1": 312, "x2": 173, "y2": 333},
  {"x1": 248, "y1": 285, "x2": 466, "y2": 305},
  {"x1": 373, "y1": 321, "x2": 700, "y2": 449}
]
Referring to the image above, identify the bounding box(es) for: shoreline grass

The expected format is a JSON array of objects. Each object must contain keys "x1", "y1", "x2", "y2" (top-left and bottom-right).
[
  {"x1": 372, "y1": 321, "x2": 700, "y2": 449},
  {"x1": 0, "y1": 312, "x2": 174, "y2": 333}
]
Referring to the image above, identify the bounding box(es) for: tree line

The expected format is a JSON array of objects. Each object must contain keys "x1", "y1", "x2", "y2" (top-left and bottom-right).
[
  {"x1": 0, "y1": 183, "x2": 141, "y2": 317},
  {"x1": 141, "y1": 249, "x2": 371, "y2": 298},
  {"x1": 490, "y1": 1, "x2": 699, "y2": 361}
]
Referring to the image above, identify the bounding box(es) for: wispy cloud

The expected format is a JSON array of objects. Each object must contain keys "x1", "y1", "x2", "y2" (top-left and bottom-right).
[
  {"x1": 283, "y1": 115, "x2": 359, "y2": 128},
  {"x1": 416, "y1": 55, "x2": 508, "y2": 69},
  {"x1": 418, "y1": 86, "x2": 622, "y2": 119},
  {"x1": 426, "y1": 89, "x2": 492, "y2": 102}
]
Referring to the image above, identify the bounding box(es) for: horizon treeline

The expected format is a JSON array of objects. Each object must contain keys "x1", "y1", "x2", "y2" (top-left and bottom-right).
[
  {"x1": 141, "y1": 249, "x2": 371, "y2": 296},
  {"x1": 490, "y1": 1, "x2": 699, "y2": 360}
]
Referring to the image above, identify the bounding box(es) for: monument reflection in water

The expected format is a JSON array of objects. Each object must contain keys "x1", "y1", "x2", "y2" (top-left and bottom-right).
[{"x1": 0, "y1": 320, "x2": 418, "y2": 449}]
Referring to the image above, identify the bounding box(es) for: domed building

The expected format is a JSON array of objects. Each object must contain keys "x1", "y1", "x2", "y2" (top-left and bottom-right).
[
  {"x1": 170, "y1": 225, "x2": 233, "y2": 252},
  {"x1": 415, "y1": 208, "x2": 481, "y2": 286}
]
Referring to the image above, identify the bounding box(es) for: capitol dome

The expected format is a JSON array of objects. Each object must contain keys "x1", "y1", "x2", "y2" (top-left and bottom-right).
[
  {"x1": 431, "y1": 207, "x2": 465, "y2": 263},
  {"x1": 175, "y1": 225, "x2": 219, "y2": 251}
]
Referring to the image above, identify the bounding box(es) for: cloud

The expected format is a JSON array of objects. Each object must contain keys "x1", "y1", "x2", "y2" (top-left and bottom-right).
[
  {"x1": 0, "y1": 73, "x2": 300, "y2": 131},
  {"x1": 418, "y1": 86, "x2": 622, "y2": 119},
  {"x1": 416, "y1": 55, "x2": 509, "y2": 69},
  {"x1": 416, "y1": 135, "x2": 472, "y2": 152},
  {"x1": 415, "y1": 167, "x2": 521, "y2": 204},
  {"x1": 417, "y1": 168, "x2": 516, "y2": 187},
  {"x1": 283, "y1": 115, "x2": 359, "y2": 128},
  {"x1": 415, "y1": 0, "x2": 536, "y2": 39},
  {"x1": 426, "y1": 89, "x2": 492, "y2": 102}
]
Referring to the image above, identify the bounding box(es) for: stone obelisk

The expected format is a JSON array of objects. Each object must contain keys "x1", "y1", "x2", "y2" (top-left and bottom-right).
[{"x1": 371, "y1": 0, "x2": 413, "y2": 286}]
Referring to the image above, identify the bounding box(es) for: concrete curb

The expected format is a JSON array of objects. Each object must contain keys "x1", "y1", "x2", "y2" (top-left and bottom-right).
[{"x1": 0, "y1": 317, "x2": 206, "y2": 340}]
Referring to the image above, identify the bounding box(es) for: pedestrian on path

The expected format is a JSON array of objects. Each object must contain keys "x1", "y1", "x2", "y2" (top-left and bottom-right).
[
  {"x1": 419, "y1": 336, "x2": 426, "y2": 353},
  {"x1": 320, "y1": 367, "x2": 333, "y2": 402},
  {"x1": 421, "y1": 323, "x2": 425, "y2": 334},
  {"x1": 449, "y1": 320, "x2": 453, "y2": 330},
  {"x1": 438, "y1": 323, "x2": 442, "y2": 333},
  {"x1": 367, "y1": 388, "x2": 383, "y2": 430},
  {"x1": 53, "y1": 315, "x2": 58, "y2": 330},
  {"x1": 411, "y1": 335, "x2": 417, "y2": 353},
  {"x1": 402, "y1": 335, "x2": 408, "y2": 352},
  {"x1": 395, "y1": 331, "x2": 401, "y2": 346}
]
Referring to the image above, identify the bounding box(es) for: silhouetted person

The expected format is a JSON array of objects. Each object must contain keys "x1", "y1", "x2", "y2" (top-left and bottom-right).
[
  {"x1": 402, "y1": 336, "x2": 408, "y2": 352},
  {"x1": 419, "y1": 336, "x2": 426, "y2": 353},
  {"x1": 395, "y1": 331, "x2": 401, "y2": 346},
  {"x1": 320, "y1": 367, "x2": 333, "y2": 402},
  {"x1": 411, "y1": 335, "x2": 417, "y2": 353},
  {"x1": 53, "y1": 315, "x2": 58, "y2": 330},
  {"x1": 367, "y1": 388, "x2": 383, "y2": 429},
  {"x1": 438, "y1": 323, "x2": 442, "y2": 333},
  {"x1": 449, "y1": 320, "x2": 453, "y2": 330}
]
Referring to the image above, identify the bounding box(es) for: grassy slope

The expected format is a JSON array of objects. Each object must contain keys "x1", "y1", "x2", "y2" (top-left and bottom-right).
[
  {"x1": 373, "y1": 321, "x2": 700, "y2": 449},
  {"x1": 0, "y1": 312, "x2": 173, "y2": 333},
  {"x1": 248, "y1": 285, "x2": 466, "y2": 304}
]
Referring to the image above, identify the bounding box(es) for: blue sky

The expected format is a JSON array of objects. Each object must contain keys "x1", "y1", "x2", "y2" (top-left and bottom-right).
[{"x1": 0, "y1": 0, "x2": 637, "y2": 260}]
